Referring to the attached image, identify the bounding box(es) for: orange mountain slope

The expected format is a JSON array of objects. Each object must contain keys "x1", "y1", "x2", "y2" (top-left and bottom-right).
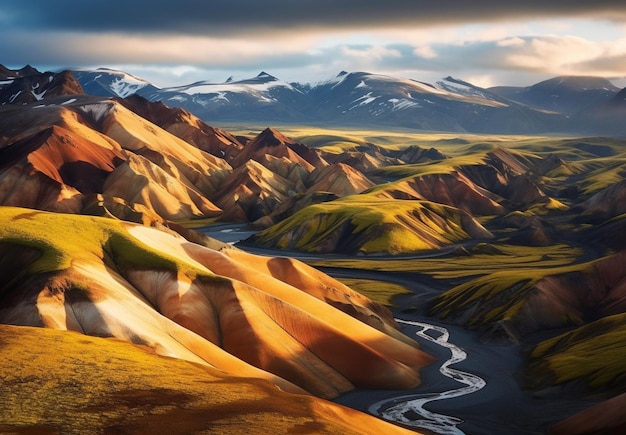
[{"x1": 0, "y1": 207, "x2": 433, "y2": 400}]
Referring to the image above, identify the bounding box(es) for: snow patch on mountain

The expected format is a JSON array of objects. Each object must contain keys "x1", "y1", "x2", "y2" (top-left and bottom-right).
[
  {"x1": 389, "y1": 98, "x2": 421, "y2": 111},
  {"x1": 71, "y1": 68, "x2": 154, "y2": 98},
  {"x1": 437, "y1": 77, "x2": 490, "y2": 99},
  {"x1": 348, "y1": 92, "x2": 378, "y2": 110},
  {"x1": 80, "y1": 102, "x2": 114, "y2": 122},
  {"x1": 110, "y1": 75, "x2": 150, "y2": 98}
]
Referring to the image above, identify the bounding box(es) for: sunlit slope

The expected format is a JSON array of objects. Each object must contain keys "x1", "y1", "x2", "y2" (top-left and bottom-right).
[
  {"x1": 0, "y1": 324, "x2": 417, "y2": 435},
  {"x1": 0, "y1": 97, "x2": 230, "y2": 222},
  {"x1": 247, "y1": 195, "x2": 493, "y2": 254},
  {"x1": 117, "y1": 94, "x2": 245, "y2": 160},
  {"x1": 0, "y1": 207, "x2": 432, "y2": 399}
]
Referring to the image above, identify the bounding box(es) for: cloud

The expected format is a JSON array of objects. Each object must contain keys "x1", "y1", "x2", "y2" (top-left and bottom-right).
[
  {"x1": 2, "y1": 2, "x2": 625, "y2": 87},
  {"x1": 2, "y1": 1, "x2": 626, "y2": 36},
  {"x1": 341, "y1": 45, "x2": 402, "y2": 59},
  {"x1": 413, "y1": 46, "x2": 438, "y2": 59},
  {"x1": 0, "y1": 30, "x2": 319, "y2": 69}
]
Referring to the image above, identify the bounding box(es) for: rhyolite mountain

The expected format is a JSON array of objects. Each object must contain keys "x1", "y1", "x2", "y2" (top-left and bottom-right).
[
  {"x1": 0, "y1": 207, "x2": 429, "y2": 433},
  {"x1": 54, "y1": 66, "x2": 626, "y2": 135},
  {"x1": 3, "y1": 64, "x2": 626, "y2": 433}
]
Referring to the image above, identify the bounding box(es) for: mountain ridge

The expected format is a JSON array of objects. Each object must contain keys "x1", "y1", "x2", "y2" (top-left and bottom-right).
[{"x1": 4, "y1": 65, "x2": 624, "y2": 135}]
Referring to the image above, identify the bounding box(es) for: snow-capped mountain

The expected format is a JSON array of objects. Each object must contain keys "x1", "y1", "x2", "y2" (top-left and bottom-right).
[
  {"x1": 71, "y1": 68, "x2": 159, "y2": 98},
  {"x1": 2, "y1": 65, "x2": 624, "y2": 135},
  {"x1": 134, "y1": 70, "x2": 563, "y2": 132},
  {"x1": 489, "y1": 76, "x2": 621, "y2": 115},
  {"x1": 138, "y1": 72, "x2": 311, "y2": 122}
]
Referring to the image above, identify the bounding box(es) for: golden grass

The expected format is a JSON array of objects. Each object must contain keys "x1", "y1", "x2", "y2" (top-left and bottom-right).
[
  {"x1": 0, "y1": 206, "x2": 206, "y2": 277},
  {"x1": 307, "y1": 243, "x2": 583, "y2": 279},
  {"x1": 333, "y1": 277, "x2": 412, "y2": 306},
  {"x1": 173, "y1": 216, "x2": 221, "y2": 228},
  {"x1": 256, "y1": 195, "x2": 478, "y2": 254},
  {"x1": 0, "y1": 324, "x2": 411, "y2": 435}
]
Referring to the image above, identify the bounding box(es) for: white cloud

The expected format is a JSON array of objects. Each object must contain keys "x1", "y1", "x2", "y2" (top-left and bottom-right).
[
  {"x1": 3, "y1": 14, "x2": 625, "y2": 89},
  {"x1": 413, "y1": 45, "x2": 437, "y2": 59},
  {"x1": 341, "y1": 45, "x2": 402, "y2": 59},
  {"x1": 497, "y1": 37, "x2": 525, "y2": 47}
]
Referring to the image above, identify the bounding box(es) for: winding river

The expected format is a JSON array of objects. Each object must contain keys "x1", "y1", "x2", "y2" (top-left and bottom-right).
[
  {"x1": 369, "y1": 319, "x2": 486, "y2": 435},
  {"x1": 198, "y1": 224, "x2": 488, "y2": 435}
]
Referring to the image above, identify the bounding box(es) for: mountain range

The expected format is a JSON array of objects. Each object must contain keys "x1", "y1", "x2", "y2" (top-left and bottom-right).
[
  {"x1": 5, "y1": 65, "x2": 623, "y2": 135},
  {"x1": 2, "y1": 64, "x2": 626, "y2": 433}
]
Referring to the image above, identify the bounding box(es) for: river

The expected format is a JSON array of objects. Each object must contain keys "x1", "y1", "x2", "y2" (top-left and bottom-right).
[
  {"x1": 369, "y1": 319, "x2": 486, "y2": 435},
  {"x1": 198, "y1": 223, "x2": 490, "y2": 434},
  {"x1": 196, "y1": 223, "x2": 594, "y2": 435}
]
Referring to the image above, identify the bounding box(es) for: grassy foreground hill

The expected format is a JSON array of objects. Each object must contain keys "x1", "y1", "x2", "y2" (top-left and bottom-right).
[
  {"x1": 0, "y1": 206, "x2": 433, "y2": 400},
  {"x1": 0, "y1": 324, "x2": 416, "y2": 435}
]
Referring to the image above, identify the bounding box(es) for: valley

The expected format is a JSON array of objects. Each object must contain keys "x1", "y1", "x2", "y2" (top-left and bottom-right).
[
  {"x1": 1, "y1": 65, "x2": 626, "y2": 434},
  {"x1": 199, "y1": 223, "x2": 606, "y2": 435}
]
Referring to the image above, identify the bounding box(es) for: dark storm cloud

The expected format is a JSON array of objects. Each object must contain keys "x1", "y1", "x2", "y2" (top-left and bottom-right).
[{"x1": 2, "y1": 1, "x2": 625, "y2": 35}]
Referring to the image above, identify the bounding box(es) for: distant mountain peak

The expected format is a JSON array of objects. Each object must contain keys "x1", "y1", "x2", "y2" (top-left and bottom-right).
[
  {"x1": 254, "y1": 127, "x2": 295, "y2": 146},
  {"x1": 257, "y1": 71, "x2": 276, "y2": 80},
  {"x1": 532, "y1": 75, "x2": 619, "y2": 92},
  {"x1": 608, "y1": 87, "x2": 626, "y2": 105}
]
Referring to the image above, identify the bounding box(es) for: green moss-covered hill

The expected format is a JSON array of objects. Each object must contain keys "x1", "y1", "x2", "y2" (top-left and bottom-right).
[{"x1": 246, "y1": 195, "x2": 493, "y2": 255}]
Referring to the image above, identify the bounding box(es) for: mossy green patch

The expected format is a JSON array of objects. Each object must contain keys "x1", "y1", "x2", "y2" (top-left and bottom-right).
[
  {"x1": 529, "y1": 313, "x2": 626, "y2": 392},
  {"x1": 0, "y1": 206, "x2": 211, "y2": 278},
  {"x1": 307, "y1": 243, "x2": 583, "y2": 279},
  {"x1": 254, "y1": 196, "x2": 480, "y2": 255},
  {"x1": 333, "y1": 278, "x2": 411, "y2": 307}
]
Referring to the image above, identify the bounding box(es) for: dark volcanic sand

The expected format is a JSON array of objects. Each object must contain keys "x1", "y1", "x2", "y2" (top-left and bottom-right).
[
  {"x1": 198, "y1": 223, "x2": 601, "y2": 435},
  {"x1": 334, "y1": 295, "x2": 600, "y2": 435}
]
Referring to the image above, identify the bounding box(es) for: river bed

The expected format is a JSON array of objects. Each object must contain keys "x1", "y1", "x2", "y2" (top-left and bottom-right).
[{"x1": 197, "y1": 223, "x2": 597, "y2": 434}]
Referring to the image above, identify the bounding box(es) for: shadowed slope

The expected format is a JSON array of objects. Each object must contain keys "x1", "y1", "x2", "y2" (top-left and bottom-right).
[
  {"x1": 0, "y1": 70, "x2": 84, "y2": 105},
  {"x1": 528, "y1": 312, "x2": 626, "y2": 393},
  {"x1": 547, "y1": 391, "x2": 626, "y2": 435},
  {"x1": 431, "y1": 250, "x2": 626, "y2": 342}
]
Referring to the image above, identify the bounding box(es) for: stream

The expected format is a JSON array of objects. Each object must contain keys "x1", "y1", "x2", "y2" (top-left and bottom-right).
[
  {"x1": 369, "y1": 319, "x2": 486, "y2": 435},
  {"x1": 197, "y1": 224, "x2": 508, "y2": 434}
]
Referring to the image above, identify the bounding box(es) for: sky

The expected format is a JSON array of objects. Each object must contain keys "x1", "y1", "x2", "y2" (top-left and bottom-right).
[{"x1": 1, "y1": 1, "x2": 626, "y2": 89}]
